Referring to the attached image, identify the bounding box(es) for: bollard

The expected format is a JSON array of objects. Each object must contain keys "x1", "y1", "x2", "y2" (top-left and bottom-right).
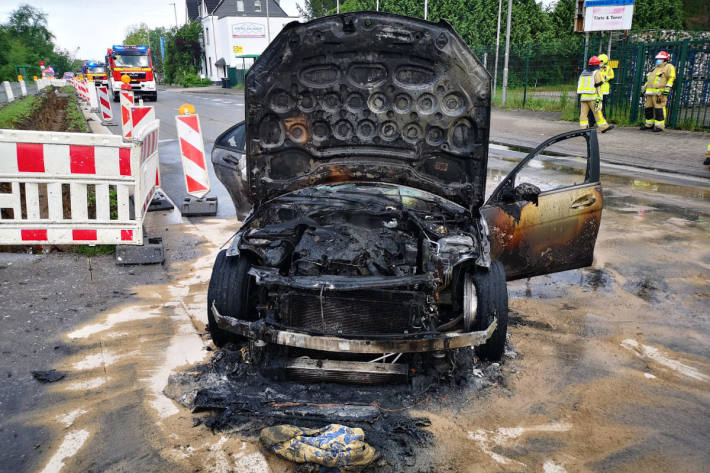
[
  {"x1": 176, "y1": 103, "x2": 215, "y2": 216},
  {"x1": 2, "y1": 81, "x2": 14, "y2": 103}
]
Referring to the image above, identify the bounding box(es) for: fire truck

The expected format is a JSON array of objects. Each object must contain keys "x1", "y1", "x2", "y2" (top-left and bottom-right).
[
  {"x1": 83, "y1": 62, "x2": 108, "y2": 87},
  {"x1": 106, "y1": 45, "x2": 157, "y2": 102}
]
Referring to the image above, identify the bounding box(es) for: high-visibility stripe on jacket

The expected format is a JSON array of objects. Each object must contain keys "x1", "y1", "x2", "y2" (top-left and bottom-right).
[
  {"x1": 642, "y1": 62, "x2": 676, "y2": 95},
  {"x1": 577, "y1": 69, "x2": 602, "y2": 101},
  {"x1": 600, "y1": 65, "x2": 614, "y2": 95}
]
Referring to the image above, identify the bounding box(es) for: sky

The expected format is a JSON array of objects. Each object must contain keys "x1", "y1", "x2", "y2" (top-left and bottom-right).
[{"x1": 0, "y1": 0, "x2": 303, "y2": 61}]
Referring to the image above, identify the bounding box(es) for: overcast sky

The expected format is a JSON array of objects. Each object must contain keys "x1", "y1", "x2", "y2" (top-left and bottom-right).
[{"x1": 0, "y1": 0, "x2": 303, "y2": 61}]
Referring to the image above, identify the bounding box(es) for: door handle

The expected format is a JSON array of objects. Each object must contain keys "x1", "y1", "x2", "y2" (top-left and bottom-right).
[{"x1": 570, "y1": 194, "x2": 596, "y2": 209}]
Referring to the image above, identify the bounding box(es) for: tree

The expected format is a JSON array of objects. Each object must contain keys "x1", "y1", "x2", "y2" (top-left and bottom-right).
[
  {"x1": 162, "y1": 21, "x2": 204, "y2": 84},
  {"x1": 123, "y1": 23, "x2": 169, "y2": 73},
  {"x1": 0, "y1": 4, "x2": 76, "y2": 81}
]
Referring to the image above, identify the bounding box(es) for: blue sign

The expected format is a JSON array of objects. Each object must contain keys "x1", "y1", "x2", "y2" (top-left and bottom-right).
[{"x1": 160, "y1": 37, "x2": 166, "y2": 60}]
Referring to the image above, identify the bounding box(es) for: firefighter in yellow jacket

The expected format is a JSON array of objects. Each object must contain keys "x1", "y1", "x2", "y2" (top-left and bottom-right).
[
  {"x1": 577, "y1": 56, "x2": 613, "y2": 133},
  {"x1": 641, "y1": 51, "x2": 676, "y2": 132},
  {"x1": 598, "y1": 54, "x2": 614, "y2": 108}
]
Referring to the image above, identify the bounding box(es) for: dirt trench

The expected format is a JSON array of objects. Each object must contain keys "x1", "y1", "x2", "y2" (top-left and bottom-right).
[{"x1": 16, "y1": 88, "x2": 85, "y2": 132}]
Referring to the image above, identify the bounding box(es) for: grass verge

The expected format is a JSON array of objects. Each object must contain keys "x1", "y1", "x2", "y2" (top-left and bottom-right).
[
  {"x1": 0, "y1": 94, "x2": 43, "y2": 129},
  {"x1": 73, "y1": 245, "x2": 115, "y2": 256},
  {"x1": 65, "y1": 92, "x2": 89, "y2": 133}
]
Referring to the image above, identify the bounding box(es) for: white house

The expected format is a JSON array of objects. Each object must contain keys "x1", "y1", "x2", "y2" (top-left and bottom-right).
[{"x1": 187, "y1": 0, "x2": 299, "y2": 82}]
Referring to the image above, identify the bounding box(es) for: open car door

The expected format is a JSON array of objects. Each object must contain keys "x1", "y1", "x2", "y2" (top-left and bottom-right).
[{"x1": 481, "y1": 129, "x2": 603, "y2": 281}]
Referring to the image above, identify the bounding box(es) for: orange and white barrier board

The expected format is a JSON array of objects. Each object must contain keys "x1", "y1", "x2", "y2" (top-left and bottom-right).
[
  {"x1": 0, "y1": 122, "x2": 161, "y2": 246},
  {"x1": 176, "y1": 109, "x2": 210, "y2": 198},
  {"x1": 120, "y1": 88, "x2": 134, "y2": 139},
  {"x1": 97, "y1": 86, "x2": 113, "y2": 122}
]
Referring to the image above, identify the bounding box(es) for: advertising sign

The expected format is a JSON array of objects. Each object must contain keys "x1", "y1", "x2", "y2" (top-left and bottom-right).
[
  {"x1": 232, "y1": 23, "x2": 266, "y2": 38},
  {"x1": 584, "y1": 0, "x2": 635, "y2": 31}
]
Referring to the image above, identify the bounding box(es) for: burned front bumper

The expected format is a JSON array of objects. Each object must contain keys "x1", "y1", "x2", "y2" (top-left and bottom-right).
[{"x1": 211, "y1": 302, "x2": 496, "y2": 354}]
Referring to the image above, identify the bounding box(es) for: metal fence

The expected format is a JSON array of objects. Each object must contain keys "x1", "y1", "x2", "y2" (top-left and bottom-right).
[{"x1": 475, "y1": 36, "x2": 710, "y2": 130}]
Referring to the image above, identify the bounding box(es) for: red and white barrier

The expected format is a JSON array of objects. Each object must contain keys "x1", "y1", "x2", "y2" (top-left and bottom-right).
[
  {"x1": 0, "y1": 121, "x2": 161, "y2": 246},
  {"x1": 87, "y1": 82, "x2": 99, "y2": 111},
  {"x1": 120, "y1": 88, "x2": 134, "y2": 139},
  {"x1": 19, "y1": 80, "x2": 27, "y2": 97},
  {"x1": 176, "y1": 109, "x2": 210, "y2": 198},
  {"x1": 131, "y1": 106, "x2": 156, "y2": 137},
  {"x1": 97, "y1": 86, "x2": 113, "y2": 122}
]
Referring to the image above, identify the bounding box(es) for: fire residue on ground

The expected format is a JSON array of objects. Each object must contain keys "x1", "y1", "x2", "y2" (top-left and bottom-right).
[{"x1": 164, "y1": 343, "x2": 512, "y2": 472}]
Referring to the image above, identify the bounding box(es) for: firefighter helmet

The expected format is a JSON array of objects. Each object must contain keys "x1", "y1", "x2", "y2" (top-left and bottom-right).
[
  {"x1": 588, "y1": 56, "x2": 600, "y2": 66},
  {"x1": 655, "y1": 51, "x2": 670, "y2": 61},
  {"x1": 598, "y1": 54, "x2": 609, "y2": 64}
]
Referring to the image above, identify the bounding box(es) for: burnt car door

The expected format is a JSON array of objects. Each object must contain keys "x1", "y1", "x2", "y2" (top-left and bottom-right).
[
  {"x1": 211, "y1": 122, "x2": 251, "y2": 220},
  {"x1": 481, "y1": 129, "x2": 603, "y2": 281}
]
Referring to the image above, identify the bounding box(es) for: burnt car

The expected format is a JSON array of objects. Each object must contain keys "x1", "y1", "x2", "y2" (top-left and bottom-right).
[{"x1": 207, "y1": 13, "x2": 603, "y2": 378}]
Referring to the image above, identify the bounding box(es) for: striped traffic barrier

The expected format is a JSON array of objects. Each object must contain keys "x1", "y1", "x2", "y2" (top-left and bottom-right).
[
  {"x1": 176, "y1": 103, "x2": 210, "y2": 198},
  {"x1": 96, "y1": 86, "x2": 114, "y2": 124},
  {"x1": 120, "y1": 87, "x2": 135, "y2": 140},
  {"x1": 131, "y1": 105, "x2": 156, "y2": 137},
  {"x1": 87, "y1": 82, "x2": 99, "y2": 112},
  {"x1": 0, "y1": 122, "x2": 161, "y2": 246}
]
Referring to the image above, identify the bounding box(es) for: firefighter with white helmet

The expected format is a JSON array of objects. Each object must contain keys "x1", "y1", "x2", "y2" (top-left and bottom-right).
[
  {"x1": 641, "y1": 51, "x2": 676, "y2": 132},
  {"x1": 577, "y1": 56, "x2": 613, "y2": 133}
]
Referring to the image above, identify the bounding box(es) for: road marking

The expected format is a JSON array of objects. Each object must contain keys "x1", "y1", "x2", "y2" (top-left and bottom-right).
[
  {"x1": 621, "y1": 339, "x2": 709, "y2": 382},
  {"x1": 39, "y1": 429, "x2": 90, "y2": 473},
  {"x1": 159, "y1": 139, "x2": 176, "y2": 143},
  {"x1": 56, "y1": 409, "x2": 88, "y2": 428},
  {"x1": 67, "y1": 306, "x2": 162, "y2": 339}
]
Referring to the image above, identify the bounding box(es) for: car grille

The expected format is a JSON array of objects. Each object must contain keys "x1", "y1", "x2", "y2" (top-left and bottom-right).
[{"x1": 283, "y1": 290, "x2": 422, "y2": 336}]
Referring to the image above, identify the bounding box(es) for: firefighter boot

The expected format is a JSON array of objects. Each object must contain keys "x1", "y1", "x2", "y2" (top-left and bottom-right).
[{"x1": 642, "y1": 106, "x2": 655, "y2": 130}]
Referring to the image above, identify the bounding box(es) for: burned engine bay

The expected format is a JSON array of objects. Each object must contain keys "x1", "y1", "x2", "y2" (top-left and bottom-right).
[{"x1": 229, "y1": 183, "x2": 490, "y2": 338}]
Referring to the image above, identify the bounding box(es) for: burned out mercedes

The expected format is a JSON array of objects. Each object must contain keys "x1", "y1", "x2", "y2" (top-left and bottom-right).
[{"x1": 207, "y1": 13, "x2": 603, "y2": 380}]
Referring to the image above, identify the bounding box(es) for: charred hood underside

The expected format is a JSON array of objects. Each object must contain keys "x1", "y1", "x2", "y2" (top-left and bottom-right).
[{"x1": 245, "y1": 12, "x2": 491, "y2": 210}]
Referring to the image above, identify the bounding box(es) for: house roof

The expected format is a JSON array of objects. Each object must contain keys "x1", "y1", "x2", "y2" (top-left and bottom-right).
[
  {"x1": 186, "y1": 0, "x2": 199, "y2": 20},
  {"x1": 213, "y1": 0, "x2": 290, "y2": 19}
]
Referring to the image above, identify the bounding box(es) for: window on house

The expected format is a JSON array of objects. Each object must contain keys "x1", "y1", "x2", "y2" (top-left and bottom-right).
[
  {"x1": 254, "y1": 0, "x2": 262, "y2": 12},
  {"x1": 237, "y1": 0, "x2": 244, "y2": 12}
]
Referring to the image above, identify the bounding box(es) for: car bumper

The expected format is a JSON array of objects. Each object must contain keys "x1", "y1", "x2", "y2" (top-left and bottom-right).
[{"x1": 211, "y1": 302, "x2": 497, "y2": 354}]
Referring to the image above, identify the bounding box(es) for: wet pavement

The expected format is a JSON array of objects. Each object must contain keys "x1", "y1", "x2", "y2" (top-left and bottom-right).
[{"x1": 1, "y1": 93, "x2": 709, "y2": 473}]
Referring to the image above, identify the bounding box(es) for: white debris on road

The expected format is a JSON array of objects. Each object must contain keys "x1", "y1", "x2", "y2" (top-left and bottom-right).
[
  {"x1": 621, "y1": 339, "x2": 709, "y2": 382},
  {"x1": 543, "y1": 459, "x2": 568, "y2": 473}
]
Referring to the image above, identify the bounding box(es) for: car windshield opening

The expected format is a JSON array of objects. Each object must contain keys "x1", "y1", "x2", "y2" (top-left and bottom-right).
[{"x1": 114, "y1": 55, "x2": 149, "y2": 67}]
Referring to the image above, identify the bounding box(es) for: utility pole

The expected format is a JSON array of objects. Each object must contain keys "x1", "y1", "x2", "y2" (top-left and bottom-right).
[
  {"x1": 493, "y1": 0, "x2": 502, "y2": 98},
  {"x1": 501, "y1": 0, "x2": 512, "y2": 105},
  {"x1": 265, "y1": 0, "x2": 271, "y2": 43},
  {"x1": 376, "y1": 0, "x2": 379, "y2": 11},
  {"x1": 337, "y1": 0, "x2": 340, "y2": 14},
  {"x1": 169, "y1": 2, "x2": 178, "y2": 28},
  {"x1": 424, "y1": 0, "x2": 428, "y2": 20}
]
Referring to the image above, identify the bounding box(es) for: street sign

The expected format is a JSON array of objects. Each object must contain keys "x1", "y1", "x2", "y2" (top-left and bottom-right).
[
  {"x1": 583, "y1": 0, "x2": 634, "y2": 32},
  {"x1": 233, "y1": 45, "x2": 243, "y2": 54}
]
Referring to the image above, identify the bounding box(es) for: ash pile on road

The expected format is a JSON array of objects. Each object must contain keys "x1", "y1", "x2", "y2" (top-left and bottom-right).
[{"x1": 165, "y1": 345, "x2": 506, "y2": 472}]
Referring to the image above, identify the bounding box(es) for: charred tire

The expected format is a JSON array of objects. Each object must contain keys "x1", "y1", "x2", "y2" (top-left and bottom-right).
[
  {"x1": 207, "y1": 250, "x2": 254, "y2": 347},
  {"x1": 472, "y1": 261, "x2": 508, "y2": 362}
]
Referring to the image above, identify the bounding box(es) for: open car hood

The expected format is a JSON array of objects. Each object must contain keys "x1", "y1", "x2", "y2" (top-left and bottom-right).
[{"x1": 245, "y1": 12, "x2": 491, "y2": 210}]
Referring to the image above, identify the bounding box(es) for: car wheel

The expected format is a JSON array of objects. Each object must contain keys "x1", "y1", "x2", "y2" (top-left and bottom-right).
[
  {"x1": 207, "y1": 249, "x2": 254, "y2": 347},
  {"x1": 471, "y1": 261, "x2": 508, "y2": 362}
]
